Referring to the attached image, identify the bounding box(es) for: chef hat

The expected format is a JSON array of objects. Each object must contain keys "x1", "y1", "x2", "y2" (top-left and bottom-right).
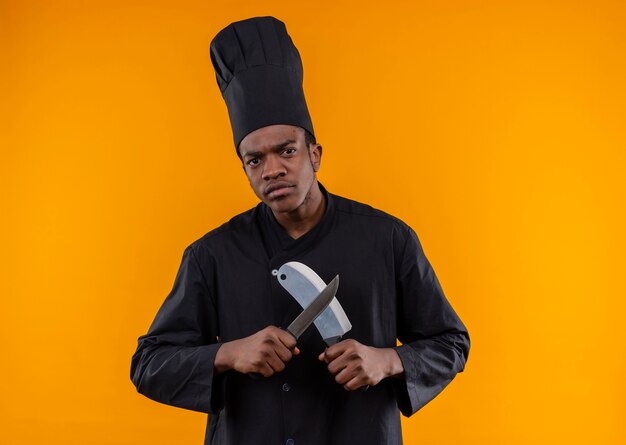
[{"x1": 210, "y1": 16, "x2": 315, "y2": 149}]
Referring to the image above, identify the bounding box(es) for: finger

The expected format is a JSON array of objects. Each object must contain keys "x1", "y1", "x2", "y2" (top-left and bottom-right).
[
  {"x1": 273, "y1": 341, "x2": 295, "y2": 363},
  {"x1": 265, "y1": 349, "x2": 287, "y2": 373},
  {"x1": 343, "y1": 376, "x2": 367, "y2": 392},
  {"x1": 326, "y1": 357, "x2": 347, "y2": 375},
  {"x1": 333, "y1": 365, "x2": 357, "y2": 385},
  {"x1": 323, "y1": 342, "x2": 348, "y2": 361},
  {"x1": 327, "y1": 338, "x2": 362, "y2": 360},
  {"x1": 255, "y1": 360, "x2": 275, "y2": 377},
  {"x1": 251, "y1": 344, "x2": 283, "y2": 374},
  {"x1": 275, "y1": 329, "x2": 298, "y2": 350},
  {"x1": 259, "y1": 331, "x2": 294, "y2": 360},
  {"x1": 326, "y1": 349, "x2": 358, "y2": 375},
  {"x1": 272, "y1": 331, "x2": 300, "y2": 361}
]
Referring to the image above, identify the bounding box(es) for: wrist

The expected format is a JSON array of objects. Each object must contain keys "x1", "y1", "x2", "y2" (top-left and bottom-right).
[
  {"x1": 214, "y1": 340, "x2": 236, "y2": 375},
  {"x1": 383, "y1": 348, "x2": 404, "y2": 378}
]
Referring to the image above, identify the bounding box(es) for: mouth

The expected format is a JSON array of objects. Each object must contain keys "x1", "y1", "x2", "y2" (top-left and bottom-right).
[{"x1": 264, "y1": 182, "x2": 294, "y2": 198}]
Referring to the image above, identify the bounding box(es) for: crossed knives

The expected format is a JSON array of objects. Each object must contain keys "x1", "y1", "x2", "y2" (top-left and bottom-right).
[
  {"x1": 254, "y1": 262, "x2": 366, "y2": 389},
  {"x1": 274, "y1": 261, "x2": 352, "y2": 345}
]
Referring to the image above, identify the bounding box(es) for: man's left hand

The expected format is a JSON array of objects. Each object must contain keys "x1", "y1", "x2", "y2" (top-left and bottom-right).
[{"x1": 318, "y1": 339, "x2": 404, "y2": 391}]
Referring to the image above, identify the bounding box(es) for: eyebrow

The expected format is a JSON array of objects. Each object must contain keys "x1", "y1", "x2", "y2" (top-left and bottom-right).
[{"x1": 241, "y1": 139, "x2": 296, "y2": 158}]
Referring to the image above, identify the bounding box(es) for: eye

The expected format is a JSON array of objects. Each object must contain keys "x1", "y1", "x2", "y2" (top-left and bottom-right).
[
  {"x1": 246, "y1": 157, "x2": 260, "y2": 167},
  {"x1": 282, "y1": 147, "x2": 297, "y2": 156}
]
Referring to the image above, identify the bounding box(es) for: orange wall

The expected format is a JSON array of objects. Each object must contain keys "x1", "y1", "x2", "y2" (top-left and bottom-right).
[{"x1": 2, "y1": 0, "x2": 625, "y2": 443}]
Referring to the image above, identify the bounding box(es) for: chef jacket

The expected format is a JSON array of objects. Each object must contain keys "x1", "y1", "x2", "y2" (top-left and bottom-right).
[{"x1": 131, "y1": 184, "x2": 470, "y2": 445}]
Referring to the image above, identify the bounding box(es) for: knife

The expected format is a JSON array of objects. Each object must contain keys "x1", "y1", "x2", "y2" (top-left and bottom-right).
[
  {"x1": 285, "y1": 275, "x2": 339, "y2": 340},
  {"x1": 249, "y1": 275, "x2": 339, "y2": 379},
  {"x1": 274, "y1": 262, "x2": 351, "y2": 345}
]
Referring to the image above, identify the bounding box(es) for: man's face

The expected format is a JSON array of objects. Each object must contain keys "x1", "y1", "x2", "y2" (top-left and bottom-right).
[{"x1": 238, "y1": 125, "x2": 322, "y2": 215}]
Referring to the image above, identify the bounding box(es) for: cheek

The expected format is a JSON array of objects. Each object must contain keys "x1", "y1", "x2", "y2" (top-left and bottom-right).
[
  {"x1": 243, "y1": 171, "x2": 260, "y2": 189},
  {"x1": 249, "y1": 176, "x2": 262, "y2": 189}
]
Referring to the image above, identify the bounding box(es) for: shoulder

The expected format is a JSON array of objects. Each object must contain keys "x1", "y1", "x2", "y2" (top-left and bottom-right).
[
  {"x1": 329, "y1": 192, "x2": 423, "y2": 258},
  {"x1": 331, "y1": 192, "x2": 411, "y2": 233},
  {"x1": 187, "y1": 204, "x2": 261, "y2": 256}
]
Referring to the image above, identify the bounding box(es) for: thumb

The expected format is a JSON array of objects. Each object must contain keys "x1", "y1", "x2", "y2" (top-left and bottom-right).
[{"x1": 318, "y1": 347, "x2": 330, "y2": 362}]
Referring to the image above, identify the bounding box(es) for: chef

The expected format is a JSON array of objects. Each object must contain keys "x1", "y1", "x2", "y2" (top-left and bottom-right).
[{"x1": 131, "y1": 16, "x2": 470, "y2": 445}]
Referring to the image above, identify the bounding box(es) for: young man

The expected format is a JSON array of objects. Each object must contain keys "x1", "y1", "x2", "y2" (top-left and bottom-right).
[{"x1": 131, "y1": 16, "x2": 470, "y2": 445}]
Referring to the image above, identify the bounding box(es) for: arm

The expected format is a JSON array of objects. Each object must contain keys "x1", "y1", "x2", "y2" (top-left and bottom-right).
[
  {"x1": 130, "y1": 245, "x2": 225, "y2": 414},
  {"x1": 319, "y1": 226, "x2": 469, "y2": 404},
  {"x1": 130, "y1": 245, "x2": 300, "y2": 413},
  {"x1": 392, "y1": 226, "x2": 470, "y2": 417}
]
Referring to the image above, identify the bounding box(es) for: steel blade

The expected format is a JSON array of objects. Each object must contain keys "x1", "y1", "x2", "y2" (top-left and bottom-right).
[
  {"x1": 286, "y1": 275, "x2": 339, "y2": 340},
  {"x1": 276, "y1": 262, "x2": 352, "y2": 344}
]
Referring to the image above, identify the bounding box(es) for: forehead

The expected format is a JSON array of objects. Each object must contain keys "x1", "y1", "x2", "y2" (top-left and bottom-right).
[{"x1": 238, "y1": 125, "x2": 304, "y2": 155}]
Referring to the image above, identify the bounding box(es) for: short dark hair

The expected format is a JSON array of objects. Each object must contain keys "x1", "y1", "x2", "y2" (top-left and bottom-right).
[{"x1": 303, "y1": 128, "x2": 316, "y2": 146}]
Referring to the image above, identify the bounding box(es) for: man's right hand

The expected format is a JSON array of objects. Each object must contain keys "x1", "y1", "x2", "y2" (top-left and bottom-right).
[{"x1": 214, "y1": 326, "x2": 300, "y2": 377}]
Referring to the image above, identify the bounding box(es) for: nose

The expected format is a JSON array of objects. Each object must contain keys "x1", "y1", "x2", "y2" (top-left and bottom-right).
[{"x1": 262, "y1": 155, "x2": 286, "y2": 180}]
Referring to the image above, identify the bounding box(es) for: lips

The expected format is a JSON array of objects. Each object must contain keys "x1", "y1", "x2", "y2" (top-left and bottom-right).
[{"x1": 265, "y1": 181, "x2": 294, "y2": 198}]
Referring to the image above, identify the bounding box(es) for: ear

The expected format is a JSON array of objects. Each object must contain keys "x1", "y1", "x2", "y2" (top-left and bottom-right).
[{"x1": 309, "y1": 144, "x2": 322, "y2": 172}]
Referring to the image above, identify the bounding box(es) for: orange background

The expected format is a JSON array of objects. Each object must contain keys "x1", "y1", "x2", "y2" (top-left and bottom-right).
[{"x1": 2, "y1": 0, "x2": 625, "y2": 443}]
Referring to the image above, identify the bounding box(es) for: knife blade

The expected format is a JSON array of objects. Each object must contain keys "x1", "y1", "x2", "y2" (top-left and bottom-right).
[
  {"x1": 286, "y1": 275, "x2": 339, "y2": 340},
  {"x1": 275, "y1": 262, "x2": 351, "y2": 345}
]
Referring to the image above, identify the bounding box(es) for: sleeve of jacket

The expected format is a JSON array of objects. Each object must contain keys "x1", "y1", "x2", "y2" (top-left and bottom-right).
[
  {"x1": 130, "y1": 243, "x2": 225, "y2": 414},
  {"x1": 392, "y1": 226, "x2": 470, "y2": 417}
]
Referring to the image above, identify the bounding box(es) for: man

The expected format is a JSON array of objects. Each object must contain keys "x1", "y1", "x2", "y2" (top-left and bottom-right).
[{"x1": 131, "y1": 16, "x2": 470, "y2": 445}]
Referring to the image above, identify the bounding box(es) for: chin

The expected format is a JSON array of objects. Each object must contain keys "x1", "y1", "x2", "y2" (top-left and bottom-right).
[{"x1": 266, "y1": 196, "x2": 302, "y2": 214}]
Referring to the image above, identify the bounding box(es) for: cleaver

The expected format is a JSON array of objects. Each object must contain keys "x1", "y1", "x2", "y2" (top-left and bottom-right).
[{"x1": 274, "y1": 262, "x2": 352, "y2": 346}]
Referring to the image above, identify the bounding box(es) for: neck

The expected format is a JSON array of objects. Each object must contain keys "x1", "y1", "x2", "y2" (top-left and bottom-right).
[{"x1": 272, "y1": 182, "x2": 325, "y2": 239}]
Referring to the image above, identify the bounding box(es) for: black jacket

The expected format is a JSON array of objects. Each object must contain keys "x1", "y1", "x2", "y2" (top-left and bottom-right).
[{"x1": 131, "y1": 187, "x2": 470, "y2": 445}]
